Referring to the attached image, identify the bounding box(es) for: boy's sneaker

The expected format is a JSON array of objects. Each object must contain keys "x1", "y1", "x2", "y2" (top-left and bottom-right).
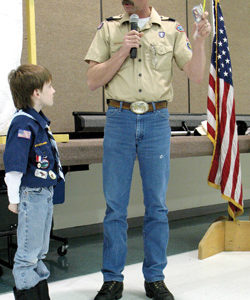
[
  {"x1": 94, "y1": 281, "x2": 123, "y2": 300},
  {"x1": 144, "y1": 280, "x2": 174, "y2": 300}
]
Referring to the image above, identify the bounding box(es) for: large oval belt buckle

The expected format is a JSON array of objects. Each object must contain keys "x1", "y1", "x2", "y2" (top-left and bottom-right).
[{"x1": 130, "y1": 101, "x2": 149, "y2": 114}]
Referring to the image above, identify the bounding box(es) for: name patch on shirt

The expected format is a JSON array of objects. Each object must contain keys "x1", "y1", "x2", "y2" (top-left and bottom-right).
[{"x1": 18, "y1": 129, "x2": 31, "y2": 139}]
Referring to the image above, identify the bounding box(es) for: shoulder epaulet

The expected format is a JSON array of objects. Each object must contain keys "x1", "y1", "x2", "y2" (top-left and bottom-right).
[
  {"x1": 106, "y1": 15, "x2": 123, "y2": 22},
  {"x1": 161, "y1": 16, "x2": 176, "y2": 22}
]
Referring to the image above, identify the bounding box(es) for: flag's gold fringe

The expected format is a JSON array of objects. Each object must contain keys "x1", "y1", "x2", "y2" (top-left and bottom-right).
[
  {"x1": 208, "y1": 180, "x2": 244, "y2": 220},
  {"x1": 223, "y1": 194, "x2": 244, "y2": 219},
  {"x1": 207, "y1": 180, "x2": 220, "y2": 190},
  {"x1": 207, "y1": 132, "x2": 215, "y2": 145}
]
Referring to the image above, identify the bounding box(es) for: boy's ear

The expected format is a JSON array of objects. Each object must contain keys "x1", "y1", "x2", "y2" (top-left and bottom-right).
[{"x1": 32, "y1": 88, "x2": 40, "y2": 98}]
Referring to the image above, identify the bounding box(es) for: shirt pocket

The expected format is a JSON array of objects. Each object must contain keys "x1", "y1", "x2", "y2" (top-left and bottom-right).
[
  {"x1": 34, "y1": 142, "x2": 54, "y2": 167},
  {"x1": 35, "y1": 142, "x2": 49, "y2": 156},
  {"x1": 149, "y1": 43, "x2": 173, "y2": 71}
]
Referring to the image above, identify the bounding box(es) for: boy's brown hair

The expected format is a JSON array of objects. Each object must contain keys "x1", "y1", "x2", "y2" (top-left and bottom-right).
[{"x1": 8, "y1": 64, "x2": 52, "y2": 109}]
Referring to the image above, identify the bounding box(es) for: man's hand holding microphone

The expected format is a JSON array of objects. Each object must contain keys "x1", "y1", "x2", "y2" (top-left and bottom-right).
[{"x1": 120, "y1": 14, "x2": 144, "y2": 59}]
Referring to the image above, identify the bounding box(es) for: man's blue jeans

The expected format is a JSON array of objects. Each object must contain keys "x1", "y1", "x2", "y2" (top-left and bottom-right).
[
  {"x1": 102, "y1": 104, "x2": 171, "y2": 282},
  {"x1": 13, "y1": 186, "x2": 53, "y2": 290}
]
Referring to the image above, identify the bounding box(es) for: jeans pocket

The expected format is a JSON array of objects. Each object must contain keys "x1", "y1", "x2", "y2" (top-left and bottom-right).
[
  {"x1": 23, "y1": 187, "x2": 43, "y2": 194},
  {"x1": 106, "y1": 106, "x2": 120, "y2": 117},
  {"x1": 157, "y1": 108, "x2": 169, "y2": 120}
]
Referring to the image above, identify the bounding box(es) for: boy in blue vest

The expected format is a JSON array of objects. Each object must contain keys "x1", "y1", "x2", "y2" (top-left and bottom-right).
[{"x1": 4, "y1": 64, "x2": 64, "y2": 299}]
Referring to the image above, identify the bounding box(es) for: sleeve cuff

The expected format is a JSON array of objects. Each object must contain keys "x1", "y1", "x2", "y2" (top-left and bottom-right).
[{"x1": 4, "y1": 172, "x2": 23, "y2": 204}]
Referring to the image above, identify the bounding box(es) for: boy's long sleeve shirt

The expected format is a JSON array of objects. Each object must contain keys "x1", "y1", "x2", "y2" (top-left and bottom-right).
[{"x1": 4, "y1": 171, "x2": 23, "y2": 204}]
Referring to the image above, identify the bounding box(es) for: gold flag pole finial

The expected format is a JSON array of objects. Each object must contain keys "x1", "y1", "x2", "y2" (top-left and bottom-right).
[
  {"x1": 203, "y1": 0, "x2": 206, "y2": 11},
  {"x1": 26, "y1": 0, "x2": 37, "y2": 64}
]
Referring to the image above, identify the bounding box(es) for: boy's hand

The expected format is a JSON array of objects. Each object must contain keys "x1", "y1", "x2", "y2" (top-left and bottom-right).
[{"x1": 8, "y1": 204, "x2": 18, "y2": 214}]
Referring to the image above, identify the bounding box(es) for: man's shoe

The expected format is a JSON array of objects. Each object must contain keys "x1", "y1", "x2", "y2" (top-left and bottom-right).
[
  {"x1": 94, "y1": 281, "x2": 123, "y2": 300},
  {"x1": 145, "y1": 281, "x2": 174, "y2": 300}
]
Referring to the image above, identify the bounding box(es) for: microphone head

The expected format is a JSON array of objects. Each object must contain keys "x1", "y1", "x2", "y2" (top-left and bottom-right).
[{"x1": 130, "y1": 14, "x2": 139, "y2": 23}]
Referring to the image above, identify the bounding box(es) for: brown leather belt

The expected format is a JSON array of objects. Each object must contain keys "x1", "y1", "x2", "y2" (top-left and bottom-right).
[{"x1": 107, "y1": 99, "x2": 168, "y2": 114}]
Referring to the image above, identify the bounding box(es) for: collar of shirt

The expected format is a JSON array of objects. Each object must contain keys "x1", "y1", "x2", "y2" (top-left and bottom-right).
[
  {"x1": 120, "y1": 7, "x2": 162, "y2": 28},
  {"x1": 23, "y1": 107, "x2": 50, "y2": 129}
]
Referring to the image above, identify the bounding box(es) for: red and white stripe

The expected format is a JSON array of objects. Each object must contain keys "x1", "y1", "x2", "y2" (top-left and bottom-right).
[{"x1": 207, "y1": 67, "x2": 243, "y2": 218}]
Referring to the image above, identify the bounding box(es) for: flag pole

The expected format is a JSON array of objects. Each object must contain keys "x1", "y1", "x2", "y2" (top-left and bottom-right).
[
  {"x1": 203, "y1": 0, "x2": 207, "y2": 11},
  {"x1": 26, "y1": 0, "x2": 37, "y2": 64}
]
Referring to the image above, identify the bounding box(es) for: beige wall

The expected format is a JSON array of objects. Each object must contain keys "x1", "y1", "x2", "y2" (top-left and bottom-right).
[{"x1": 21, "y1": 0, "x2": 250, "y2": 132}]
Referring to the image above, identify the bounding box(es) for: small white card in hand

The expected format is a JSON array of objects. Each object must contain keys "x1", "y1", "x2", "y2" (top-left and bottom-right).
[{"x1": 192, "y1": 4, "x2": 203, "y2": 23}]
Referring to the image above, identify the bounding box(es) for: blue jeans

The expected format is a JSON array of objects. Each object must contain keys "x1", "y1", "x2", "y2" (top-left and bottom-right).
[
  {"x1": 102, "y1": 104, "x2": 171, "y2": 282},
  {"x1": 13, "y1": 186, "x2": 53, "y2": 290}
]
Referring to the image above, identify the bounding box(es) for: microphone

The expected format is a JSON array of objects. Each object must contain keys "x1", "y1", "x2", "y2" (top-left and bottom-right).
[{"x1": 129, "y1": 14, "x2": 139, "y2": 59}]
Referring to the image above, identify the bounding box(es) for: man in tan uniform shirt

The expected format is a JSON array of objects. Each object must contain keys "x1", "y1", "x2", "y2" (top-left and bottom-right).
[{"x1": 85, "y1": 1, "x2": 211, "y2": 300}]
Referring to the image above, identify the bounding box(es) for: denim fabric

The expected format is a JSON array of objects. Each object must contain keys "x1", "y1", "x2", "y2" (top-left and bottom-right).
[
  {"x1": 102, "y1": 105, "x2": 171, "y2": 282},
  {"x1": 13, "y1": 186, "x2": 53, "y2": 290}
]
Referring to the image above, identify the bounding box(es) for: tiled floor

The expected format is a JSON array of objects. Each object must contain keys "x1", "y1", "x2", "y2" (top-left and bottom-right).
[{"x1": 0, "y1": 209, "x2": 250, "y2": 299}]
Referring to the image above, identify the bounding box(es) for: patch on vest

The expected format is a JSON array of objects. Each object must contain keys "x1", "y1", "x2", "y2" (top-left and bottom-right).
[{"x1": 17, "y1": 129, "x2": 31, "y2": 139}]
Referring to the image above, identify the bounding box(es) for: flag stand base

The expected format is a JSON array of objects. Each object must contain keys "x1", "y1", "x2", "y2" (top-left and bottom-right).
[{"x1": 198, "y1": 220, "x2": 250, "y2": 259}]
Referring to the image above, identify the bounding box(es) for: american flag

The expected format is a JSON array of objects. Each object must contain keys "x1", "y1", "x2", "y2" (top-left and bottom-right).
[
  {"x1": 207, "y1": 0, "x2": 243, "y2": 219},
  {"x1": 17, "y1": 129, "x2": 31, "y2": 140}
]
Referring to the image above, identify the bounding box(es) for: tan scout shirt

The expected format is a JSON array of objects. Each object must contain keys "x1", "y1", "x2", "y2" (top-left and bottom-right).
[{"x1": 85, "y1": 7, "x2": 192, "y2": 103}]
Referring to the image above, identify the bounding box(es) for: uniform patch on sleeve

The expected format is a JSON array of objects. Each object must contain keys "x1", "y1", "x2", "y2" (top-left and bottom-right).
[
  {"x1": 186, "y1": 39, "x2": 192, "y2": 50},
  {"x1": 17, "y1": 129, "x2": 31, "y2": 139},
  {"x1": 176, "y1": 25, "x2": 185, "y2": 32},
  {"x1": 97, "y1": 22, "x2": 104, "y2": 30}
]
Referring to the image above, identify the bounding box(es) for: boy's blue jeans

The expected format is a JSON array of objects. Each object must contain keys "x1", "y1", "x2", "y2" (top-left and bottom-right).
[
  {"x1": 13, "y1": 186, "x2": 53, "y2": 290},
  {"x1": 102, "y1": 105, "x2": 171, "y2": 282}
]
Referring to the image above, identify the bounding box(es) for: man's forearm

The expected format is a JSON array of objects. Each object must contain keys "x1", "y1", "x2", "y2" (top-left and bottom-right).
[
  {"x1": 184, "y1": 40, "x2": 206, "y2": 84},
  {"x1": 87, "y1": 49, "x2": 129, "y2": 91},
  {"x1": 183, "y1": 12, "x2": 211, "y2": 84}
]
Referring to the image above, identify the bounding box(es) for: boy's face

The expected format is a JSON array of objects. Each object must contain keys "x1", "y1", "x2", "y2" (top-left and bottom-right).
[{"x1": 37, "y1": 81, "x2": 55, "y2": 108}]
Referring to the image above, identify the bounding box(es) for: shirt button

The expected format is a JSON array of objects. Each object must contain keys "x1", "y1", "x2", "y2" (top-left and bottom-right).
[
  {"x1": 139, "y1": 73, "x2": 142, "y2": 77},
  {"x1": 139, "y1": 89, "x2": 142, "y2": 93}
]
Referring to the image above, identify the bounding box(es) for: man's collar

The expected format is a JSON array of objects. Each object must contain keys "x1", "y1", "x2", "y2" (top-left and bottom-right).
[
  {"x1": 149, "y1": 7, "x2": 162, "y2": 26},
  {"x1": 120, "y1": 7, "x2": 162, "y2": 26},
  {"x1": 24, "y1": 107, "x2": 50, "y2": 129}
]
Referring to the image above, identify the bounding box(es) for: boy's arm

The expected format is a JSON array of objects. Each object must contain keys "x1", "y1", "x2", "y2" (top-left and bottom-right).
[{"x1": 5, "y1": 171, "x2": 23, "y2": 214}]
